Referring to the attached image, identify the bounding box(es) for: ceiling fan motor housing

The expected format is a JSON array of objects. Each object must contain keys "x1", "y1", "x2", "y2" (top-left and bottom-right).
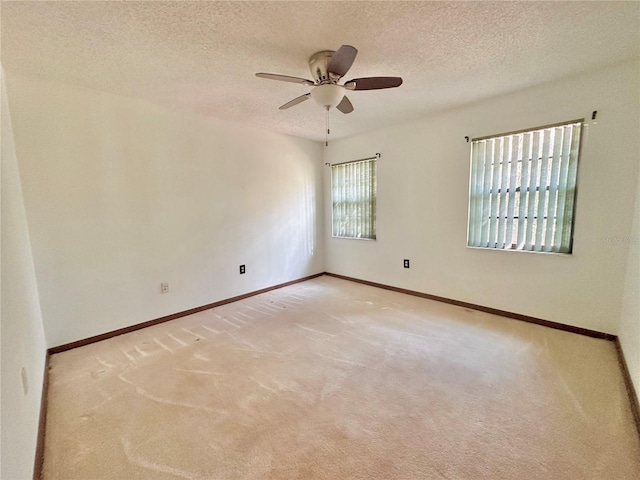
[{"x1": 309, "y1": 50, "x2": 338, "y2": 83}]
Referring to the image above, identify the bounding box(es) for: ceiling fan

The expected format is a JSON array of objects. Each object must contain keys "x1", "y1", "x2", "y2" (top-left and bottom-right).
[{"x1": 255, "y1": 45, "x2": 403, "y2": 115}]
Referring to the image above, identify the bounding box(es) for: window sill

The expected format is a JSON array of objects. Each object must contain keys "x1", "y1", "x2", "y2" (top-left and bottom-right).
[
  {"x1": 332, "y1": 235, "x2": 377, "y2": 241},
  {"x1": 466, "y1": 245, "x2": 571, "y2": 256}
]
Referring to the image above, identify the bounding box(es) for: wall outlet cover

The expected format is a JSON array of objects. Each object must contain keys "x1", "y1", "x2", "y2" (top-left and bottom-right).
[
  {"x1": 239, "y1": 265, "x2": 246, "y2": 274},
  {"x1": 404, "y1": 259, "x2": 410, "y2": 268}
]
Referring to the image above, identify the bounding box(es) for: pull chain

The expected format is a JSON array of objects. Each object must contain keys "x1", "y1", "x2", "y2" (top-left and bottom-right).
[{"x1": 325, "y1": 106, "x2": 330, "y2": 146}]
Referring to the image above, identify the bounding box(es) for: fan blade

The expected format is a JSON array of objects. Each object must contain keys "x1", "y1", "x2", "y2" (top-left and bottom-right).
[
  {"x1": 344, "y1": 76, "x2": 403, "y2": 90},
  {"x1": 336, "y1": 95, "x2": 354, "y2": 114},
  {"x1": 256, "y1": 73, "x2": 314, "y2": 85},
  {"x1": 327, "y1": 45, "x2": 358, "y2": 78},
  {"x1": 279, "y1": 93, "x2": 311, "y2": 110}
]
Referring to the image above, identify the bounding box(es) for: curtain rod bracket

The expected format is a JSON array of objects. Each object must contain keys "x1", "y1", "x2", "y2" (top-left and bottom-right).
[{"x1": 465, "y1": 136, "x2": 470, "y2": 143}]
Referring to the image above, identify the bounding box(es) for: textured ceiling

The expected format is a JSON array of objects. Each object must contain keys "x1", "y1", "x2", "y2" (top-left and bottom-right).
[{"x1": 2, "y1": 1, "x2": 639, "y2": 142}]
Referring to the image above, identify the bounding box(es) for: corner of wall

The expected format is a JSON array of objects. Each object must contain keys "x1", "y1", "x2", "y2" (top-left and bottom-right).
[
  {"x1": 618, "y1": 160, "x2": 640, "y2": 401},
  {"x1": 1, "y1": 66, "x2": 49, "y2": 480}
]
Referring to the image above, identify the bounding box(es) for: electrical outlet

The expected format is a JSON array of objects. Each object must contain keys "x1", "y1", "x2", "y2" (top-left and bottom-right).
[
  {"x1": 403, "y1": 259, "x2": 410, "y2": 268},
  {"x1": 239, "y1": 265, "x2": 246, "y2": 274},
  {"x1": 161, "y1": 282, "x2": 169, "y2": 293}
]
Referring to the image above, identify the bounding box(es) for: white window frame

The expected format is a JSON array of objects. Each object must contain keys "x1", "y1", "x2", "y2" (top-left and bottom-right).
[
  {"x1": 331, "y1": 157, "x2": 377, "y2": 240},
  {"x1": 467, "y1": 120, "x2": 583, "y2": 254}
]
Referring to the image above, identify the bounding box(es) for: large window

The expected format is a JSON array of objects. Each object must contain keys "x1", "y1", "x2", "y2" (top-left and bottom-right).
[
  {"x1": 467, "y1": 120, "x2": 582, "y2": 253},
  {"x1": 331, "y1": 157, "x2": 377, "y2": 239}
]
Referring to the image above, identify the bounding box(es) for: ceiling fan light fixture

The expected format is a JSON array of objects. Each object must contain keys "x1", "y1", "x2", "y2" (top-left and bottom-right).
[{"x1": 310, "y1": 84, "x2": 344, "y2": 109}]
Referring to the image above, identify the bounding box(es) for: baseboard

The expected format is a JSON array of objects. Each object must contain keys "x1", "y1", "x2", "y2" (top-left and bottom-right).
[
  {"x1": 34, "y1": 272, "x2": 325, "y2": 478},
  {"x1": 614, "y1": 338, "x2": 640, "y2": 438},
  {"x1": 32, "y1": 269, "x2": 640, "y2": 476},
  {"x1": 33, "y1": 353, "x2": 50, "y2": 480},
  {"x1": 325, "y1": 272, "x2": 615, "y2": 340},
  {"x1": 325, "y1": 272, "x2": 640, "y2": 438},
  {"x1": 48, "y1": 272, "x2": 324, "y2": 354}
]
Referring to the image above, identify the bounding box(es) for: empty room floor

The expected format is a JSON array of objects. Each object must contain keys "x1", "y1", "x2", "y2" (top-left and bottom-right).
[{"x1": 42, "y1": 276, "x2": 640, "y2": 479}]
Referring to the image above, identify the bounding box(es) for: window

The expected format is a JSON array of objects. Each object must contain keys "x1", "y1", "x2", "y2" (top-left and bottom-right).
[
  {"x1": 467, "y1": 120, "x2": 582, "y2": 253},
  {"x1": 331, "y1": 157, "x2": 377, "y2": 239}
]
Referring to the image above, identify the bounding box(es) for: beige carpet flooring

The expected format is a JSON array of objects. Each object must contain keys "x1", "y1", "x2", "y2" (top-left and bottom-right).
[{"x1": 43, "y1": 276, "x2": 640, "y2": 479}]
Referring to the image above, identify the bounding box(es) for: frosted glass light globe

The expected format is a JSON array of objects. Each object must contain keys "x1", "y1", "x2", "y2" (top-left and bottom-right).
[{"x1": 310, "y1": 84, "x2": 344, "y2": 109}]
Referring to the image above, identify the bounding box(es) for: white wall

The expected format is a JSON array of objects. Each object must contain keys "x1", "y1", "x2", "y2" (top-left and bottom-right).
[
  {"x1": 619, "y1": 163, "x2": 640, "y2": 398},
  {"x1": 6, "y1": 72, "x2": 324, "y2": 348},
  {"x1": 1, "y1": 69, "x2": 48, "y2": 480},
  {"x1": 324, "y1": 59, "x2": 640, "y2": 335}
]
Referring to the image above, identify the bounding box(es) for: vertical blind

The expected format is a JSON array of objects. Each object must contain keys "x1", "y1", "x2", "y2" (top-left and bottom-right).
[
  {"x1": 331, "y1": 158, "x2": 377, "y2": 239},
  {"x1": 468, "y1": 121, "x2": 582, "y2": 253}
]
